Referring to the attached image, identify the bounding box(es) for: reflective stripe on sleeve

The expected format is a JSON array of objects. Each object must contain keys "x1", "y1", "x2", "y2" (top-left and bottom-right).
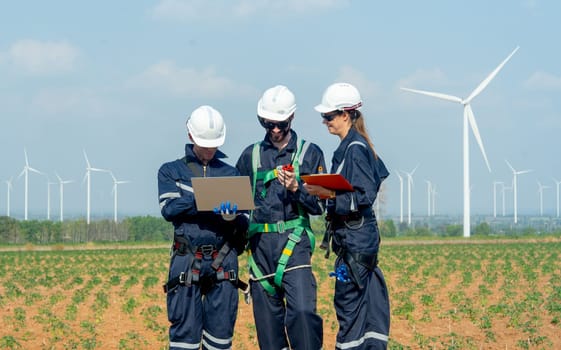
[{"x1": 175, "y1": 181, "x2": 193, "y2": 192}]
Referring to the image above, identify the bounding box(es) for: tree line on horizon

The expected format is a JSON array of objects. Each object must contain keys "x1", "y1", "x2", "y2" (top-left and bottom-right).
[{"x1": 1, "y1": 215, "x2": 559, "y2": 245}]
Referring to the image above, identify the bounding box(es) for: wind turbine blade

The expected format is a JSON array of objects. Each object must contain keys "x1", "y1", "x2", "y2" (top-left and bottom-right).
[
  {"x1": 401, "y1": 87, "x2": 463, "y2": 103},
  {"x1": 90, "y1": 167, "x2": 108, "y2": 172},
  {"x1": 19, "y1": 168, "x2": 26, "y2": 178},
  {"x1": 24, "y1": 148, "x2": 30, "y2": 166},
  {"x1": 465, "y1": 105, "x2": 491, "y2": 172},
  {"x1": 28, "y1": 166, "x2": 43, "y2": 175},
  {"x1": 465, "y1": 46, "x2": 519, "y2": 104},
  {"x1": 83, "y1": 150, "x2": 91, "y2": 168},
  {"x1": 517, "y1": 169, "x2": 533, "y2": 175},
  {"x1": 505, "y1": 160, "x2": 515, "y2": 173}
]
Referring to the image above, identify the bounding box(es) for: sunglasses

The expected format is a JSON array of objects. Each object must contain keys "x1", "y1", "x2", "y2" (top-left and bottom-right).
[
  {"x1": 321, "y1": 111, "x2": 341, "y2": 122},
  {"x1": 258, "y1": 117, "x2": 291, "y2": 130}
]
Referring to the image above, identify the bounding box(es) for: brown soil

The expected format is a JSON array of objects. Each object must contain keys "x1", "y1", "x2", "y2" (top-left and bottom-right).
[{"x1": 1, "y1": 239, "x2": 560, "y2": 349}]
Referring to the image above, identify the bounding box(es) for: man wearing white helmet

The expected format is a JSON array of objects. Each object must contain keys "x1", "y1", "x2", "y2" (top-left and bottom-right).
[
  {"x1": 158, "y1": 105, "x2": 249, "y2": 350},
  {"x1": 306, "y1": 83, "x2": 391, "y2": 349},
  {"x1": 236, "y1": 85, "x2": 325, "y2": 349}
]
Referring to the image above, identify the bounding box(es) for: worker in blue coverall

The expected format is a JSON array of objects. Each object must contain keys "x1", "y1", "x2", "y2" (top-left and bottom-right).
[
  {"x1": 306, "y1": 83, "x2": 391, "y2": 349},
  {"x1": 236, "y1": 85, "x2": 325, "y2": 349},
  {"x1": 158, "y1": 105, "x2": 249, "y2": 350}
]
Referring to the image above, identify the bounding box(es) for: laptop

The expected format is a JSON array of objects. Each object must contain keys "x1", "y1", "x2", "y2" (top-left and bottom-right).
[{"x1": 191, "y1": 176, "x2": 255, "y2": 211}]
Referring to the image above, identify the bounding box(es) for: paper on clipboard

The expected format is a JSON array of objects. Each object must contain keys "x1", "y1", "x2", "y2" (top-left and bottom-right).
[
  {"x1": 191, "y1": 176, "x2": 255, "y2": 211},
  {"x1": 301, "y1": 174, "x2": 354, "y2": 191}
]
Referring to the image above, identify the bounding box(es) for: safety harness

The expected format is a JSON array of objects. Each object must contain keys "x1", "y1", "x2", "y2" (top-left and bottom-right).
[
  {"x1": 163, "y1": 236, "x2": 248, "y2": 295},
  {"x1": 247, "y1": 138, "x2": 316, "y2": 296},
  {"x1": 163, "y1": 157, "x2": 248, "y2": 295}
]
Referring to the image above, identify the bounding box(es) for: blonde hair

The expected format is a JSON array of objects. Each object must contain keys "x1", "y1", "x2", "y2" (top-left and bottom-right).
[{"x1": 348, "y1": 110, "x2": 377, "y2": 159}]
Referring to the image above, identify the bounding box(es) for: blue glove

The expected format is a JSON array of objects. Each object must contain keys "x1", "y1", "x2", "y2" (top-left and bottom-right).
[
  {"x1": 329, "y1": 264, "x2": 351, "y2": 283},
  {"x1": 213, "y1": 201, "x2": 238, "y2": 221}
]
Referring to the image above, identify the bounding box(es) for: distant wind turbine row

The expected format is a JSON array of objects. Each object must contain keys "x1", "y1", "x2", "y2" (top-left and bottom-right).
[
  {"x1": 401, "y1": 46, "x2": 520, "y2": 237},
  {"x1": 4, "y1": 149, "x2": 129, "y2": 224}
]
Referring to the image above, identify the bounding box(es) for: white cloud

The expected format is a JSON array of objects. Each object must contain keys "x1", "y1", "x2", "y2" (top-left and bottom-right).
[
  {"x1": 150, "y1": 0, "x2": 348, "y2": 21},
  {"x1": 524, "y1": 71, "x2": 561, "y2": 90},
  {"x1": 129, "y1": 60, "x2": 256, "y2": 98},
  {"x1": 9, "y1": 39, "x2": 79, "y2": 75}
]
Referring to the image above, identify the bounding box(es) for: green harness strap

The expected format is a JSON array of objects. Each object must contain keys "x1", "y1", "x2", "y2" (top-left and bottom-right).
[{"x1": 248, "y1": 138, "x2": 316, "y2": 295}]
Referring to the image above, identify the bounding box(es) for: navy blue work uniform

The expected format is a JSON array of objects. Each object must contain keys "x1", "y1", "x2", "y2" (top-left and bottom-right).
[
  {"x1": 236, "y1": 130, "x2": 325, "y2": 350},
  {"x1": 158, "y1": 144, "x2": 248, "y2": 350},
  {"x1": 326, "y1": 128, "x2": 390, "y2": 349}
]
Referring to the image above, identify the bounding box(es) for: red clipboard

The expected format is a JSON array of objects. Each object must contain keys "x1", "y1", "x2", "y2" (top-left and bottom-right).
[{"x1": 301, "y1": 174, "x2": 354, "y2": 191}]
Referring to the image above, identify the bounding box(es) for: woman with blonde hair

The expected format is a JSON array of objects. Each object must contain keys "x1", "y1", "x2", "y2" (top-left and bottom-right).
[{"x1": 305, "y1": 82, "x2": 390, "y2": 349}]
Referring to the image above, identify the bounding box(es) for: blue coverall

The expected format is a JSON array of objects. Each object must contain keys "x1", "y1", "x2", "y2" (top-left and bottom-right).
[
  {"x1": 326, "y1": 128, "x2": 391, "y2": 349},
  {"x1": 236, "y1": 130, "x2": 325, "y2": 350},
  {"x1": 158, "y1": 144, "x2": 248, "y2": 350}
]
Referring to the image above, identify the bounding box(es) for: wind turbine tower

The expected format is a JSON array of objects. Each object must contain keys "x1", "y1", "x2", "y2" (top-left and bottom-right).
[
  {"x1": 537, "y1": 181, "x2": 549, "y2": 217},
  {"x1": 56, "y1": 173, "x2": 73, "y2": 222},
  {"x1": 493, "y1": 181, "x2": 504, "y2": 218},
  {"x1": 83, "y1": 150, "x2": 109, "y2": 224},
  {"x1": 46, "y1": 180, "x2": 56, "y2": 220},
  {"x1": 425, "y1": 180, "x2": 432, "y2": 217},
  {"x1": 401, "y1": 47, "x2": 519, "y2": 237},
  {"x1": 431, "y1": 184, "x2": 437, "y2": 216},
  {"x1": 506, "y1": 160, "x2": 532, "y2": 224},
  {"x1": 395, "y1": 170, "x2": 404, "y2": 223},
  {"x1": 109, "y1": 172, "x2": 130, "y2": 223},
  {"x1": 403, "y1": 165, "x2": 418, "y2": 225},
  {"x1": 18, "y1": 149, "x2": 44, "y2": 221},
  {"x1": 502, "y1": 183, "x2": 512, "y2": 217},
  {"x1": 554, "y1": 178, "x2": 561, "y2": 218},
  {"x1": 5, "y1": 178, "x2": 13, "y2": 217}
]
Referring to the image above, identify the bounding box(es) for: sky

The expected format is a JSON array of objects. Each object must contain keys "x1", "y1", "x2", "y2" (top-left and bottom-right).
[{"x1": 1, "y1": 0, "x2": 560, "y2": 221}]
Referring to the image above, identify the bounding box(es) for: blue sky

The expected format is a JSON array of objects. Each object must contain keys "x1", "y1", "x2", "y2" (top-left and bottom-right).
[{"x1": 1, "y1": 0, "x2": 560, "y2": 220}]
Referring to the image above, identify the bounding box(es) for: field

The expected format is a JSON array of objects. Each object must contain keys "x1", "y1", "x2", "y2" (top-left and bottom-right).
[{"x1": 1, "y1": 239, "x2": 561, "y2": 349}]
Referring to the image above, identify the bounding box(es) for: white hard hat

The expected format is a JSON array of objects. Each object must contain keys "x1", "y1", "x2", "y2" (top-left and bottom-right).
[
  {"x1": 186, "y1": 105, "x2": 226, "y2": 148},
  {"x1": 314, "y1": 82, "x2": 362, "y2": 113},
  {"x1": 257, "y1": 85, "x2": 297, "y2": 121}
]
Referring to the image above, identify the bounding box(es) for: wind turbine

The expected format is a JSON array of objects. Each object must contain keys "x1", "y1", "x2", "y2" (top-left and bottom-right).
[
  {"x1": 493, "y1": 181, "x2": 504, "y2": 218},
  {"x1": 537, "y1": 181, "x2": 549, "y2": 217},
  {"x1": 55, "y1": 173, "x2": 73, "y2": 222},
  {"x1": 554, "y1": 178, "x2": 561, "y2": 218},
  {"x1": 83, "y1": 150, "x2": 109, "y2": 224},
  {"x1": 431, "y1": 184, "x2": 437, "y2": 216},
  {"x1": 425, "y1": 180, "x2": 432, "y2": 217},
  {"x1": 502, "y1": 183, "x2": 512, "y2": 217},
  {"x1": 109, "y1": 171, "x2": 130, "y2": 223},
  {"x1": 506, "y1": 160, "x2": 532, "y2": 224},
  {"x1": 5, "y1": 178, "x2": 13, "y2": 217},
  {"x1": 403, "y1": 165, "x2": 418, "y2": 225},
  {"x1": 401, "y1": 46, "x2": 519, "y2": 237},
  {"x1": 395, "y1": 170, "x2": 404, "y2": 223},
  {"x1": 18, "y1": 149, "x2": 44, "y2": 220},
  {"x1": 46, "y1": 179, "x2": 56, "y2": 220}
]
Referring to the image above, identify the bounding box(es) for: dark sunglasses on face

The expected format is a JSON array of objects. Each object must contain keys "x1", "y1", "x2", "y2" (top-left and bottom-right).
[
  {"x1": 258, "y1": 116, "x2": 291, "y2": 130},
  {"x1": 321, "y1": 111, "x2": 341, "y2": 122}
]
